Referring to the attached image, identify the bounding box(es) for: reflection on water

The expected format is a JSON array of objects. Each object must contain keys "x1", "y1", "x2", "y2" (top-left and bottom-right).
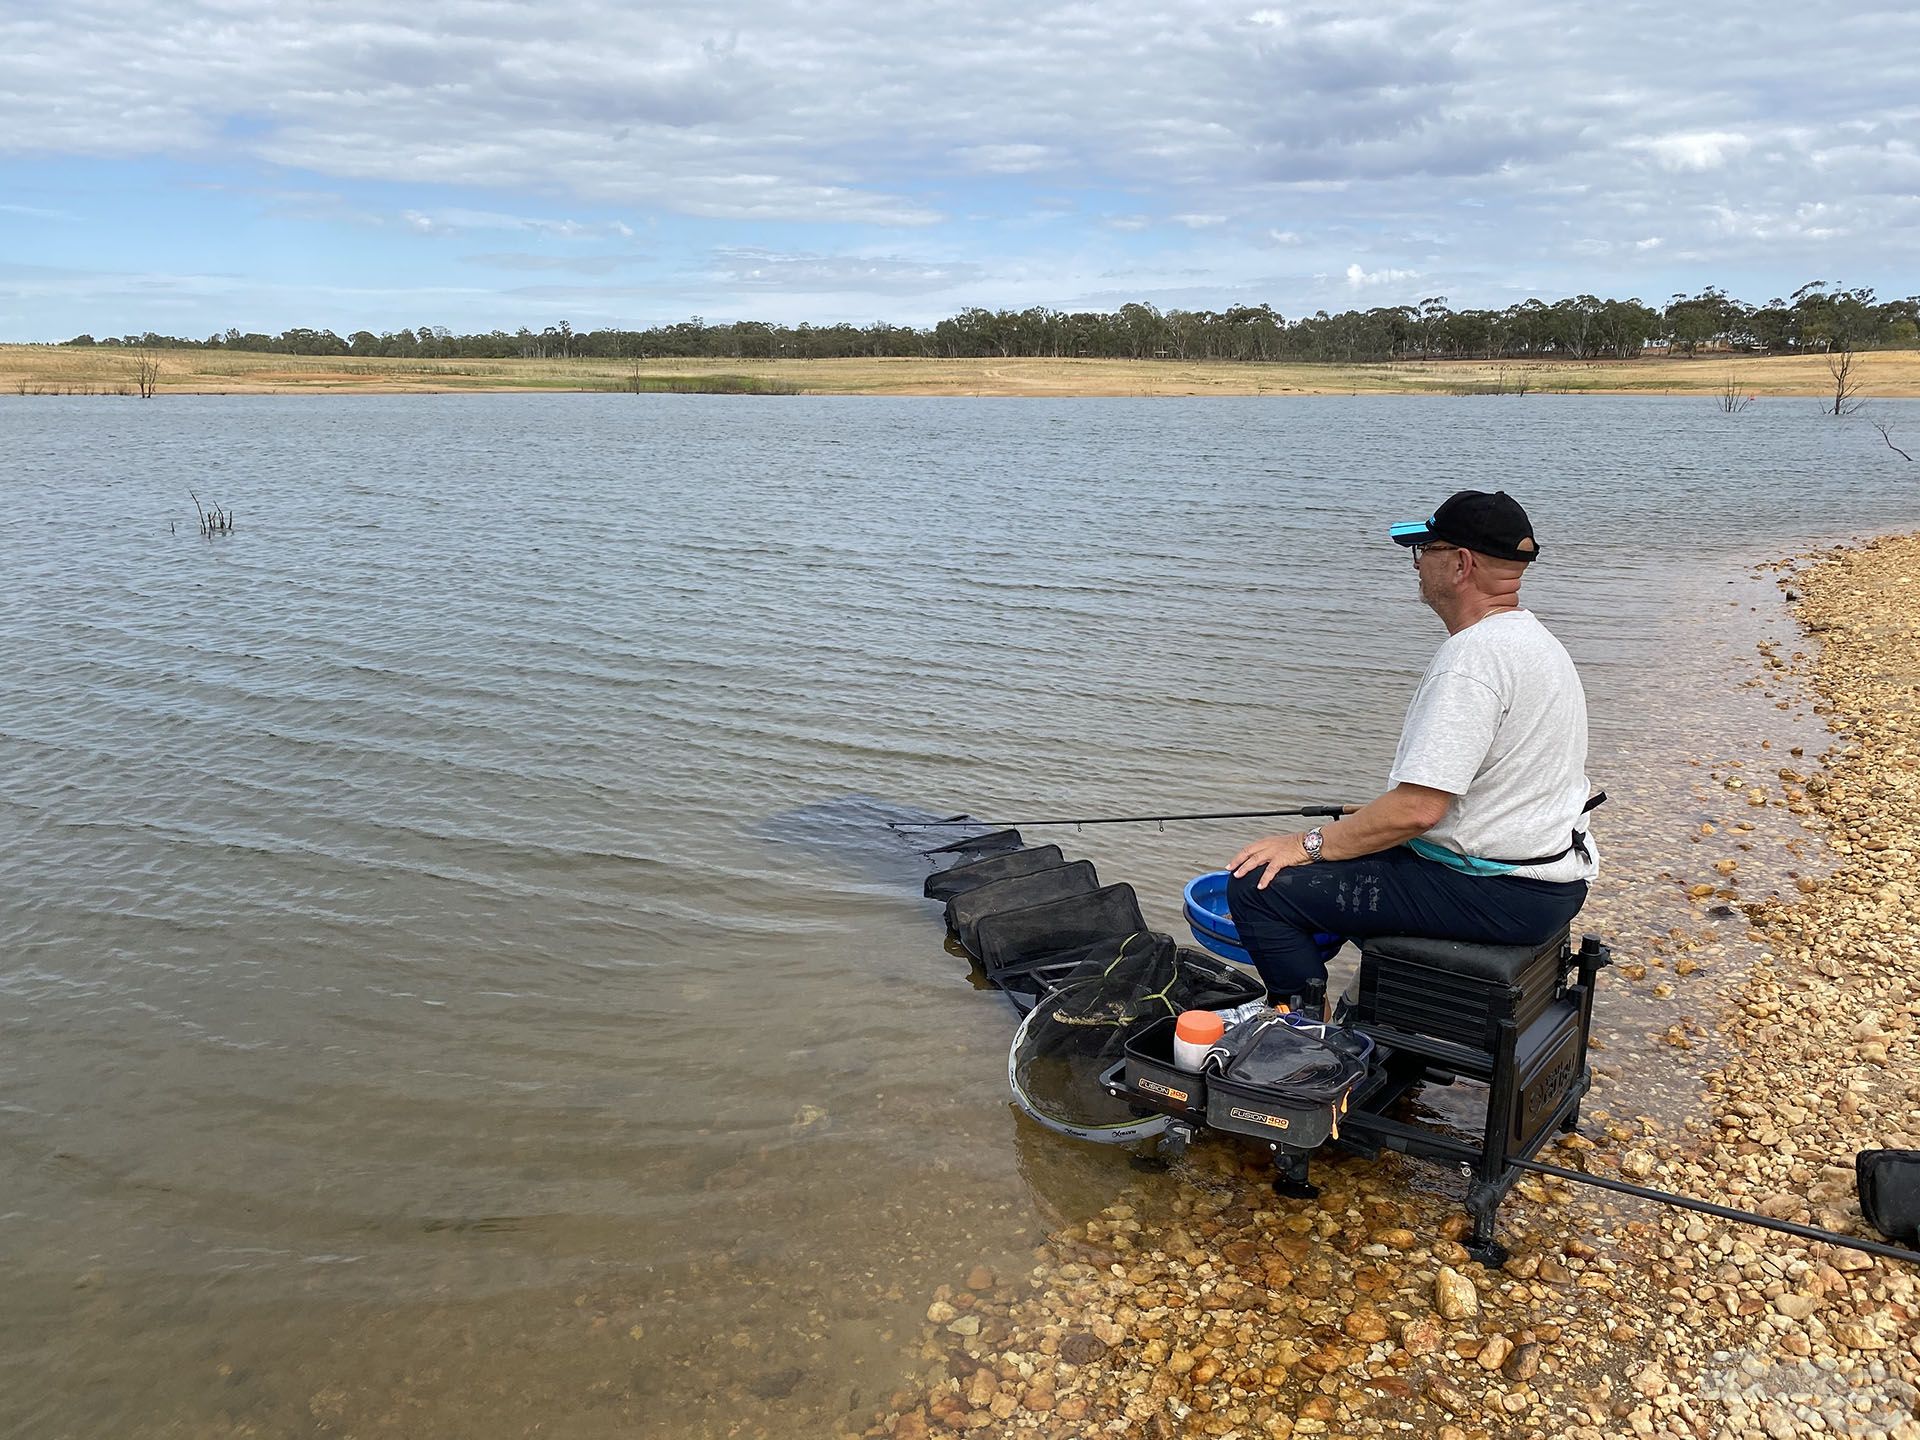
[{"x1": 2, "y1": 394, "x2": 1913, "y2": 1437}]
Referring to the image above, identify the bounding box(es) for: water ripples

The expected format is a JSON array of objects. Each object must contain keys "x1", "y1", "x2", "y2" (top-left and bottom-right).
[{"x1": 3, "y1": 393, "x2": 1918, "y2": 1437}]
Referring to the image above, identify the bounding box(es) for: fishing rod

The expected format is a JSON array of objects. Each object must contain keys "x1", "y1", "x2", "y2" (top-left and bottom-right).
[
  {"x1": 889, "y1": 804, "x2": 1354, "y2": 830},
  {"x1": 1509, "y1": 1157, "x2": 1920, "y2": 1268}
]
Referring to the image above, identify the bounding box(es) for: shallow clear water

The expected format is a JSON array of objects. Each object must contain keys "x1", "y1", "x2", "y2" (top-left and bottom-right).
[{"x1": 3, "y1": 393, "x2": 1914, "y2": 1437}]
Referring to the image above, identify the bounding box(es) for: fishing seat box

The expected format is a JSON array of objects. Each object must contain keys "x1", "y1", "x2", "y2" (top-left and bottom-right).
[
  {"x1": 1335, "y1": 923, "x2": 1610, "y2": 1261},
  {"x1": 1356, "y1": 929, "x2": 1571, "y2": 1061}
]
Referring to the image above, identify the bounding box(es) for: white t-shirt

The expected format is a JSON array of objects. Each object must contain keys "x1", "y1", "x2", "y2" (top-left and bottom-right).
[{"x1": 1388, "y1": 610, "x2": 1599, "y2": 883}]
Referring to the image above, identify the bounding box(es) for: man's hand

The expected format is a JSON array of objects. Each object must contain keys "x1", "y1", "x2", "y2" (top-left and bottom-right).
[{"x1": 1229, "y1": 832, "x2": 1309, "y2": 890}]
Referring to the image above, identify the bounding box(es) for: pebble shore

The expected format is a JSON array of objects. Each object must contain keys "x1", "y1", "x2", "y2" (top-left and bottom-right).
[{"x1": 856, "y1": 535, "x2": 1920, "y2": 1440}]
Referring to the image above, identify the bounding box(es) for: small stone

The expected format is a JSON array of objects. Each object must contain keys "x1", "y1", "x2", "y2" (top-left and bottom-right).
[
  {"x1": 1058, "y1": 1332, "x2": 1105, "y2": 1366},
  {"x1": 1400, "y1": 1317, "x2": 1443, "y2": 1356},
  {"x1": 964, "y1": 1265, "x2": 994, "y2": 1292},
  {"x1": 1054, "y1": 1396, "x2": 1088, "y2": 1421},
  {"x1": 1620, "y1": 1149, "x2": 1657, "y2": 1180},
  {"x1": 1433, "y1": 1266, "x2": 1480, "y2": 1320},
  {"x1": 1424, "y1": 1379, "x2": 1471, "y2": 1416},
  {"x1": 747, "y1": 1366, "x2": 804, "y2": 1400},
  {"x1": 967, "y1": 1370, "x2": 997, "y2": 1408},
  {"x1": 1020, "y1": 1387, "x2": 1053, "y2": 1413},
  {"x1": 1478, "y1": 1334, "x2": 1513, "y2": 1372},
  {"x1": 1502, "y1": 1253, "x2": 1540, "y2": 1280},
  {"x1": 1343, "y1": 1310, "x2": 1390, "y2": 1343},
  {"x1": 1830, "y1": 1321, "x2": 1885, "y2": 1350},
  {"x1": 892, "y1": 1412, "x2": 929, "y2": 1440},
  {"x1": 945, "y1": 1315, "x2": 981, "y2": 1337},
  {"x1": 1633, "y1": 1362, "x2": 1667, "y2": 1398},
  {"x1": 1504, "y1": 1342, "x2": 1542, "y2": 1381},
  {"x1": 926, "y1": 1301, "x2": 957, "y2": 1325},
  {"x1": 1771, "y1": 1294, "x2": 1817, "y2": 1320}
]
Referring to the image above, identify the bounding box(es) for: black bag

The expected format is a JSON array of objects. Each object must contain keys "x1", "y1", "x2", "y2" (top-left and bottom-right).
[
  {"x1": 1856, "y1": 1149, "x2": 1920, "y2": 1245},
  {"x1": 1200, "y1": 1013, "x2": 1375, "y2": 1150}
]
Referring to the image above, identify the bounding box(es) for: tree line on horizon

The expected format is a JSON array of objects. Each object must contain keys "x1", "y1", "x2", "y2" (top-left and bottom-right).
[{"x1": 53, "y1": 282, "x2": 1916, "y2": 366}]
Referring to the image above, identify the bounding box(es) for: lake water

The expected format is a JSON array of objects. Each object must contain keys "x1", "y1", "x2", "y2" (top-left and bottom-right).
[{"x1": 4, "y1": 393, "x2": 1916, "y2": 1438}]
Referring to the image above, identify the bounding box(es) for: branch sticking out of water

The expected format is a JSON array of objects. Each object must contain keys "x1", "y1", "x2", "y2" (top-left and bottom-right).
[
  {"x1": 189, "y1": 489, "x2": 235, "y2": 536},
  {"x1": 1876, "y1": 421, "x2": 1914, "y2": 463}
]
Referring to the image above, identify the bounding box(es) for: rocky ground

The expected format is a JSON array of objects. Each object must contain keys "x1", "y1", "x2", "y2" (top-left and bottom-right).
[{"x1": 852, "y1": 535, "x2": 1920, "y2": 1440}]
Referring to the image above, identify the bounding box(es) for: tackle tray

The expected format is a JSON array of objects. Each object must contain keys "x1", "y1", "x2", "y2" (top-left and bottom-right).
[{"x1": 1116, "y1": 1015, "x2": 1209, "y2": 1120}]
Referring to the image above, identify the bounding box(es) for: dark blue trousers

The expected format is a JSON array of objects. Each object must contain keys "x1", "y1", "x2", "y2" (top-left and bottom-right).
[{"x1": 1226, "y1": 845, "x2": 1588, "y2": 1000}]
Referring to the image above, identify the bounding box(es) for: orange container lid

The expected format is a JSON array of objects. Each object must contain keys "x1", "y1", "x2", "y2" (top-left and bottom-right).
[{"x1": 1174, "y1": 1010, "x2": 1225, "y2": 1045}]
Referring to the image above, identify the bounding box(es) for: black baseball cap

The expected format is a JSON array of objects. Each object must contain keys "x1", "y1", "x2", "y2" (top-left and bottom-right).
[{"x1": 1389, "y1": 490, "x2": 1539, "y2": 563}]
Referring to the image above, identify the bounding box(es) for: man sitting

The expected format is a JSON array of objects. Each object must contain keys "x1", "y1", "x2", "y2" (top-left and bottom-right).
[{"x1": 1226, "y1": 490, "x2": 1599, "y2": 1008}]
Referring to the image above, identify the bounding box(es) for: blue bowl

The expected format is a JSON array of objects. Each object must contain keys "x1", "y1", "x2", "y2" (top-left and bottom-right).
[
  {"x1": 1183, "y1": 870, "x2": 1251, "y2": 964},
  {"x1": 1182, "y1": 870, "x2": 1343, "y2": 968}
]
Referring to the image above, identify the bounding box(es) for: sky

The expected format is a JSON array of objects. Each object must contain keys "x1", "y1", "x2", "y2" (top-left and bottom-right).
[{"x1": 1, "y1": 0, "x2": 1915, "y2": 341}]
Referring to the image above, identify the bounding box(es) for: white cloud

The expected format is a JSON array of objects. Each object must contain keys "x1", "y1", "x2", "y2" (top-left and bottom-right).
[
  {"x1": 951, "y1": 143, "x2": 1054, "y2": 174},
  {"x1": 1346, "y1": 263, "x2": 1419, "y2": 289},
  {"x1": 1633, "y1": 130, "x2": 1753, "y2": 172},
  {"x1": 1, "y1": 0, "x2": 1917, "y2": 329},
  {"x1": 708, "y1": 248, "x2": 984, "y2": 294},
  {"x1": 0, "y1": 202, "x2": 76, "y2": 221},
  {"x1": 463, "y1": 252, "x2": 651, "y2": 275}
]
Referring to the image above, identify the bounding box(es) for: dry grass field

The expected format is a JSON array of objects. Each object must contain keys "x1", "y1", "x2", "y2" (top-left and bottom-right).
[{"x1": 4, "y1": 344, "x2": 1917, "y2": 398}]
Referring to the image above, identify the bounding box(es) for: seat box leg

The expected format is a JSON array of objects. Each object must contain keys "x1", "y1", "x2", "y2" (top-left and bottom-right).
[
  {"x1": 1465, "y1": 1179, "x2": 1510, "y2": 1267},
  {"x1": 1272, "y1": 1149, "x2": 1318, "y2": 1199}
]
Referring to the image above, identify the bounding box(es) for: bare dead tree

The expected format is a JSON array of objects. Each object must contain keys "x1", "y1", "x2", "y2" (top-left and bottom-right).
[
  {"x1": 133, "y1": 349, "x2": 162, "y2": 399},
  {"x1": 1718, "y1": 371, "x2": 1752, "y2": 413},
  {"x1": 1875, "y1": 421, "x2": 1914, "y2": 463},
  {"x1": 1826, "y1": 343, "x2": 1863, "y2": 416},
  {"x1": 189, "y1": 489, "x2": 234, "y2": 536}
]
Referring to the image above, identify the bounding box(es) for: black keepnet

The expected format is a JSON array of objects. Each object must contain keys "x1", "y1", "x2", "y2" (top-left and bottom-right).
[
  {"x1": 923, "y1": 845, "x2": 1067, "y2": 902},
  {"x1": 946, "y1": 862, "x2": 1101, "y2": 955}
]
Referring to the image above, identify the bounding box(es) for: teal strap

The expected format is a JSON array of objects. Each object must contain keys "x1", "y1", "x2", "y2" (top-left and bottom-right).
[{"x1": 1406, "y1": 837, "x2": 1518, "y2": 877}]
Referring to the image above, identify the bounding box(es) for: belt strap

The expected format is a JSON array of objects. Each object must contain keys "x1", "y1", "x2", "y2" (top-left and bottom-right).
[{"x1": 1475, "y1": 790, "x2": 1607, "y2": 869}]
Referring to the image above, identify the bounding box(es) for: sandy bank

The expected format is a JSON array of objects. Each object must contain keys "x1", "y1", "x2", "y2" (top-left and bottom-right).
[
  {"x1": 5, "y1": 347, "x2": 1920, "y2": 399},
  {"x1": 853, "y1": 537, "x2": 1920, "y2": 1440}
]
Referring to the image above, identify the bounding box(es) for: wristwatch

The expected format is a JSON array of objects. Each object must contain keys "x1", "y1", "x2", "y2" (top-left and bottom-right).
[{"x1": 1302, "y1": 827, "x2": 1326, "y2": 863}]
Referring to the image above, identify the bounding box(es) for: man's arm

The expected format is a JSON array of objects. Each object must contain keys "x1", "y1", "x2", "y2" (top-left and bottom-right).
[{"x1": 1228, "y1": 782, "x2": 1454, "y2": 889}]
